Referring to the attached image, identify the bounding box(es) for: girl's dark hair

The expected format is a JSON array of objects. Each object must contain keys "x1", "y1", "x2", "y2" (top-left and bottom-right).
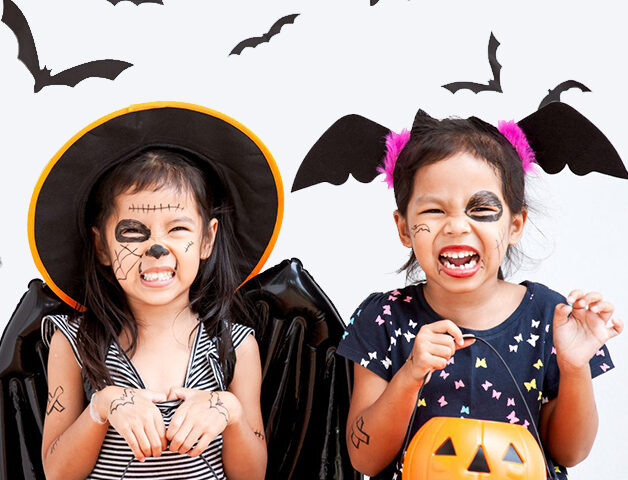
[
  {"x1": 76, "y1": 149, "x2": 251, "y2": 390},
  {"x1": 394, "y1": 112, "x2": 527, "y2": 281}
]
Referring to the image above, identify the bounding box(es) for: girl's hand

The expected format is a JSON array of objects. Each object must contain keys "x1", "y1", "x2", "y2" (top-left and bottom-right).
[
  {"x1": 166, "y1": 387, "x2": 242, "y2": 457},
  {"x1": 553, "y1": 290, "x2": 623, "y2": 372},
  {"x1": 405, "y1": 320, "x2": 474, "y2": 384},
  {"x1": 95, "y1": 386, "x2": 168, "y2": 462}
]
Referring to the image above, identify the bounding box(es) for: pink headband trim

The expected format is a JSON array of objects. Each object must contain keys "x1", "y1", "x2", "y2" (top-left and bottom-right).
[
  {"x1": 377, "y1": 128, "x2": 410, "y2": 188},
  {"x1": 497, "y1": 120, "x2": 537, "y2": 173}
]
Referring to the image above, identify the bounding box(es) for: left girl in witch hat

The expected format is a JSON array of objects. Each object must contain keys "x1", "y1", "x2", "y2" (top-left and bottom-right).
[{"x1": 30, "y1": 102, "x2": 283, "y2": 479}]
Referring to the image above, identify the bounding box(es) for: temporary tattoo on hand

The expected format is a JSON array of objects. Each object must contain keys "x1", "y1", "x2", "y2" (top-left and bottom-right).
[
  {"x1": 411, "y1": 223, "x2": 431, "y2": 236},
  {"x1": 128, "y1": 203, "x2": 183, "y2": 213},
  {"x1": 465, "y1": 190, "x2": 503, "y2": 222},
  {"x1": 115, "y1": 219, "x2": 151, "y2": 243},
  {"x1": 112, "y1": 244, "x2": 142, "y2": 280},
  {"x1": 50, "y1": 435, "x2": 62, "y2": 455},
  {"x1": 350, "y1": 416, "x2": 370, "y2": 449},
  {"x1": 185, "y1": 241, "x2": 194, "y2": 253},
  {"x1": 109, "y1": 388, "x2": 135, "y2": 414},
  {"x1": 144, "y1": 244, "x2": 170, "y2": 259},
  {"x1": 46, "y1": 386, "x2": 66, "y2": 415},
  {"x1": 208, "y1": 392, "x2": 230, "y2": 425},
  {"x1": 254, "y1": 430, "x2": 265, "y2": 441}
]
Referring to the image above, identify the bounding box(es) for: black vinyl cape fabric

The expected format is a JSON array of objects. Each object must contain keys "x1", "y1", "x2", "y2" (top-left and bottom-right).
[{"x1": 0, "y1": 259, "x2": 359, "y2": 480}]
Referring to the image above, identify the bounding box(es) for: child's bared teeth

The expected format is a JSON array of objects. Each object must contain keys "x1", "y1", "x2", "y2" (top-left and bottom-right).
[
  {"x1": 141, "y1": 271, "x2": 174, "y2": 281},
  {"x1": 442, "y1": 258, "x2": 478, "y2": 270}
]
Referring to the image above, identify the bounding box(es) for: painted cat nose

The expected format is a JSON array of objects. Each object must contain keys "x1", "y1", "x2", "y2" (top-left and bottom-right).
[{"x1": 145, "y1": 244, "x2": 170, "y2": 259}]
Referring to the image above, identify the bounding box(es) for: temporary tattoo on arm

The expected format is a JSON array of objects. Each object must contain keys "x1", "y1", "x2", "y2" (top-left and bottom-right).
[
  {"x1": 109, "y1": 388, "x2": 135, "y2": 414},
  {"x1": 128, "y1": 203, "x2": 183, "y2": 212},
  {"x1": 46, "y1": 386, "x2": 66, "y2": 415},
  {"x1": 411, "y1": 223, "x2": 431, "y2": 236},
  {"x1": 49, "y1": 435, "x2": 62, "y2": 455},
  {"x1": 253, "y1": 430, "x2": 265, "y2": 441},
  {"x1": 115, "y1": 219, "x2": 151, "y2": 243},
  {"x1": 112, "y1": 244, "x2": 142, "y2": 280},
  {"x1": 350, "y1": 416, "x2": 370, "y2": 449},
  {"x1": 185, "y1": 241, "x2": 194, "y2": 252},
  {"x1": 208, "y1": 392, "x2": 230, "y2": 425},
  {"x1": 465, "y1": 190, "x2": 503, "y2": 222}
]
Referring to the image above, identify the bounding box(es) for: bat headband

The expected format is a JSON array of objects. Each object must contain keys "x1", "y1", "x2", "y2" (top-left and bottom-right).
[
  {"x1": 292, "y1": 102, "x2": 627, "y2": 193},
  {"x1": 377, "y1": 120, "x2": 537, "y2": 189},
  {"x1": 28, "y1": 102, "x2": 284, "y2": 310}
]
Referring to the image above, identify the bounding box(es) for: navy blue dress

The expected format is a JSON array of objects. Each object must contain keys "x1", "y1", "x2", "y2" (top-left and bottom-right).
[{"x1": 337, "y1": 281, "x2": 614, "y2": 480}]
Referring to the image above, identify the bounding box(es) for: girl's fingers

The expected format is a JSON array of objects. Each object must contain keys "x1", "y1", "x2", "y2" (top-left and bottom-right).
[
  {"x1": 154, "y1": 414, "x2": 168, "y2": 451},
  {"x1": 609, "y1": 318, "x2": 624, "y2": 338},
  {"x1": 169, "y1": 421, "x2": 194, "y2": 452},
  {"x1": 432, "y1": 320, "x2": 465, "y2": 346},
  {"x1": 587, "y1": 300, "x2": 614, "y2": 316},
  {"x1": 132, "y1": 425, "x2": 153, "y2": 459},
  {"x1": 425, "y1": 343, "x2": 456, "y2": 361},
  {"x1": 178, "y1": 425, "x2": 204, "y2": 454},
  {"x1": 457, "y1": 337, "x2": 476, "y2": 350},
  {"x1": 188, "y1": 433, "x2": 214, "y2": 457},
  {"x1": 120, "y1": 426, "x2": 144, "y2": 462},
  {"x1": 145, "y1": 423, "x2": 164, "y2": 458},
  {"x1": 566, "y1": 289, "x2": 585, "y2": 305},
  {"x1": 166, "y1": 408, "x2": 187, "y2": 441}
]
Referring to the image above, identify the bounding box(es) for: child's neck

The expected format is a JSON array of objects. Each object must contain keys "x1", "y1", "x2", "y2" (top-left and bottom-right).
[
  {"x1": 127, "y1": 297, "x2": 198, "y2": 335},
  {"x1": 423, "y1": 279, "x2": 525, "y2": 331}
]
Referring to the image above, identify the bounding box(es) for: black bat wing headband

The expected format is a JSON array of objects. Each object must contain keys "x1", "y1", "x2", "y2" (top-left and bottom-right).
[{"x1": 291, "y1": 102, "x2": 628, "y2": 193}]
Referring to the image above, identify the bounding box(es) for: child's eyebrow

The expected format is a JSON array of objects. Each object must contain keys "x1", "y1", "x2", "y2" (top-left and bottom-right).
[
  {"x1": 413, "y1": 195, "x2": 443, "y2": 204},
  {"x1": 169, "y1": 216, "x2": 196, "y2": 224}
]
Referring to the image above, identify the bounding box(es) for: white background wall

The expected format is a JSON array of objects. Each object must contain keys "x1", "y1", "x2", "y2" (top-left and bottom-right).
[{"x1": 1, "y1": 1, "x2": 627, "y2": 477}]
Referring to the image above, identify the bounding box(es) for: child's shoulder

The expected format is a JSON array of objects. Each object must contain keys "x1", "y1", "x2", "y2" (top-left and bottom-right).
[
  {"x1": 352, "y1": 284, "x2": 423, "y2": 315},
  {"x1": 520, "y1": 280, "x2": 567, "y2": 313}
]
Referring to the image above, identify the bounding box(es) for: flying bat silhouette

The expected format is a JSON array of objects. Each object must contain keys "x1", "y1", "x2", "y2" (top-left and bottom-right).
[
  {"x1": 229, "y1": 13, "x2": 299, "y2": 56},
  {"x1": 539, "y1": 80, "x2": 591, "y2": 109},
  {"x1": 442, "y1": 32, "x2": 502, "y2": 94},
  {"x1": 105, "y1": 0, "x2": 162, "y2": 4},
  {"x1": 1, "y1": 0, "x2": 133, "y2": 92},
  {"x1": 371, "y1": 0, "x2": 381, "y2": 5},
  {"x1": 292, "y1": 102, "x2": 628, "y2": 193}
]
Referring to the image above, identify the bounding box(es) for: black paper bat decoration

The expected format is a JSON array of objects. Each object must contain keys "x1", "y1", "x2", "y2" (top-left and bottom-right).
[
  {"x1": 371, "y1": 0, "x2": 381, "y2": 4},
  {"x1": 106, "y1": 0, "x2": 162, "y2": 4},
  {"x1": 1, "y1": 0, "x2": 133, "y2": 92},
  {"x1": 229, "y1": 13, "x2": 299, "y2": 56},
  {"x1": 292, "y1": 102, "x2": 628, "y2": 193},
  {"x1": 539, "y1": 80, "x2": 591, "y2": 109},
  {"x1": 442, "y1": 32, "x2": 502, "y2": 94}
]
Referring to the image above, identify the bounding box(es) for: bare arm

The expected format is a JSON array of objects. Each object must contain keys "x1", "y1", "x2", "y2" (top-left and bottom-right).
[
  {"x1": 41, "y1": 330, "x2": 109, "y2": 480},
  {"x1": 540, "y1": 367, "x2": 597, "y2": 467},
  {"x1": 541, "y1": 292, "x2": 623, "y2": 467},
  {"x1": 346, "y1": 362, "x2": 422, "y2": 476},
  {"x1": 346, "y1": 320, "x2": 471, "y2": 476},
  {"x1": 222, "y1": 334, "x2": 267, "y2": 480}
]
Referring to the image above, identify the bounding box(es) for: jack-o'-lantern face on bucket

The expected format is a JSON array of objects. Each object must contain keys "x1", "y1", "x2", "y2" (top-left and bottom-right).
[{"x1": 402, "y1": 417, "x2": 547, "y2": 480}]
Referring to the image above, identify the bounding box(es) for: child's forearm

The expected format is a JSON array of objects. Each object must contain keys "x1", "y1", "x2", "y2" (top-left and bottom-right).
[
  {"x1": 543, "y1": 365, "x2": 598, "y2": 467},
  {"x1": 221, "y1": 409, "x2": 267, "y2": 480},
  {"x1": 42, "y1": 407, "x2": 109, "y2": 480},
  {"x1": 347, "y1": 363, "x2": 423, "y2": 477}
]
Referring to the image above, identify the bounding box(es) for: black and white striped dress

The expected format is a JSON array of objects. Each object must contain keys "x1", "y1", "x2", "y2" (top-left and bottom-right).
[{"x1": 42, "y1": 314, "x2": 253, "y2": 480}]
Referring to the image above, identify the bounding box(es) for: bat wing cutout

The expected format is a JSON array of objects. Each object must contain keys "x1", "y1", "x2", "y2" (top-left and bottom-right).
[
  {"x1": 2, "y1": 0, "x2": 133, "y2": 92},
  {"x1": 538, "y1": 80, "x2": 591, "y2": 109},
  {"x1": 442, "y1": 32, "x2": 503, "y2": 94},
  {"x1": 371, "y1": 0, "x2": 381, "y2": 5},
  {"x1": 229, "y1": 13, "x2": 299, "y2": 56},
  {"x1": 0, "y1": 261, "x2": 359, "y2": 480},
  {"x1": 291, "y1": 114, "x2": 391, "y2": 192},
  {"x1": 520, "y1": 102, "x2": 628, "y2": 179},
  {"x1": 106, "y1": 0, "x2": 163, "y2": 5}
]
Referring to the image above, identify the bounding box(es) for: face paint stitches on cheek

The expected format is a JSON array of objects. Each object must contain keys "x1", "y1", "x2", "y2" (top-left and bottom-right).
[
  {"x1": 465, "y1": 190, "x2": 503, "y2": 223},
  {"x1": 185, "y1": 241, "x2": 194, "y2": 253}
]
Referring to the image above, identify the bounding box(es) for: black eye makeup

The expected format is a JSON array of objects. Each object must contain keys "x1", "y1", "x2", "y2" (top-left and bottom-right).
[
  {"x1": 115, "y1": 219, "x2": 151, "y2": 243},
  {"x1": 465, "y1": 190, "x2": 503, "y2": 222}
]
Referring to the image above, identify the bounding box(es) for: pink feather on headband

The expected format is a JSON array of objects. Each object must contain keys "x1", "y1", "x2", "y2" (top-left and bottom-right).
[
  {"x1": 377, "y1": 128, "x2": 411, "y2": 188},
  {"x1": 497, "y1": 120, "x2": 537, "y2": 173}
]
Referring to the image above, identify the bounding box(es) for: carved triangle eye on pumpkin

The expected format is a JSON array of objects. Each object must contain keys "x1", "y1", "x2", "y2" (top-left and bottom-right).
[{"x1": 402, "y1": 417, "x2": 547, "y2": 480}]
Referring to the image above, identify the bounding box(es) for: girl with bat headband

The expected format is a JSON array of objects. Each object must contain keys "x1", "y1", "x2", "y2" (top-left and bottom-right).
[
  {"x1": 305, "y1": 104, "x2": 625, "y2": 479},
  {"x1": 33, "y1": 103, "x2": 281, "y2": 479}
]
